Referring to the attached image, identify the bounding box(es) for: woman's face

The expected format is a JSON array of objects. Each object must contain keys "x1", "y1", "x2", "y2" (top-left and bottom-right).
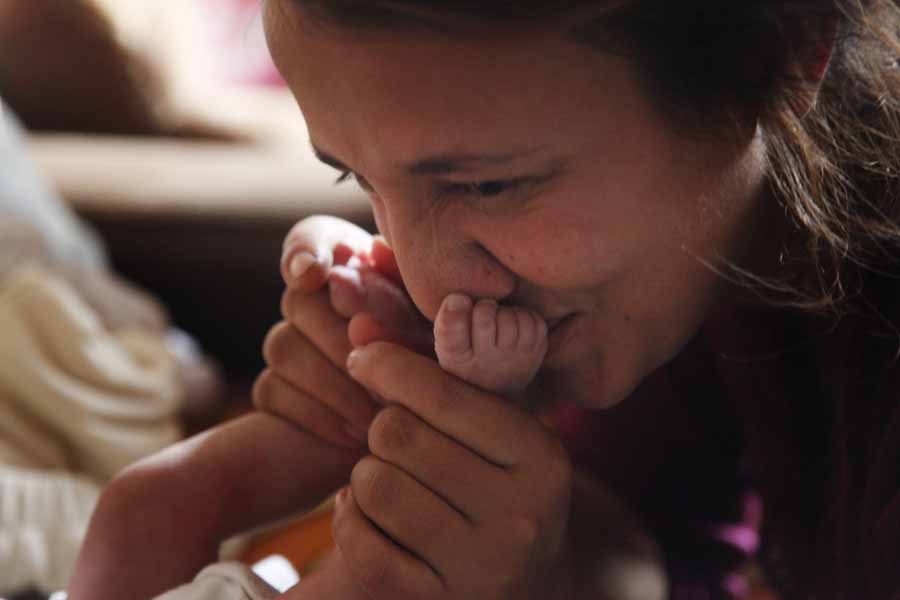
[{"x1": 265, "y1": 3, "x2": 770, "y2": 408}]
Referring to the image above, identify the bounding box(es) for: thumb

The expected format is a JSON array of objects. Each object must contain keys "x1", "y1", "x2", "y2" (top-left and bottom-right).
[
  {"x1": 281, "y1": 216, "x2": 375, "y2": 291},
  {"x1": 348, "y1": 313, "x2": 434, "y2": 357}
]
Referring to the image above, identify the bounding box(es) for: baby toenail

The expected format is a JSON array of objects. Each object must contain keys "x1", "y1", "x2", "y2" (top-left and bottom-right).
[
  {"x1": 446, "y1": 294, "x2": 472, "y2": 312},
  {"x1": 289, "y1": 252, "x2": 317, "y2": 279}
]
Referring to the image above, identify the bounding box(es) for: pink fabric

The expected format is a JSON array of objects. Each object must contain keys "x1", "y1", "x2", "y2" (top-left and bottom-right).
[{"x1": 197, "y1": 0, "x2": 285, "y2": 87}]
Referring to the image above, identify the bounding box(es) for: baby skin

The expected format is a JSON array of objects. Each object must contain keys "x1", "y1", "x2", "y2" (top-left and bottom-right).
[{"x1": 433, "y1": 292, "x2": 548, "y2": 399}]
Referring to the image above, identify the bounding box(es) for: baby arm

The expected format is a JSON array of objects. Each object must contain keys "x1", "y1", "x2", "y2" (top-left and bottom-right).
[
  {"x1": 67, "y1": 413, "x2": 362, "y2": 600},
  {"x1": 69, "y1": 217, "x2": 397, "y2": 600}
]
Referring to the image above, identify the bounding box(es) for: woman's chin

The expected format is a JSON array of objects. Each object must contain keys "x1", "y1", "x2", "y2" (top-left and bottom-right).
[{"x1": 537, "y1": 359, "x2": 642, "y2": 411}]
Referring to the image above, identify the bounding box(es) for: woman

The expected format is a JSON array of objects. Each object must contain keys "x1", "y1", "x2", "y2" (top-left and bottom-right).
[{"x1": 71, "y1": 1, "x2": 900, "y2": 598}]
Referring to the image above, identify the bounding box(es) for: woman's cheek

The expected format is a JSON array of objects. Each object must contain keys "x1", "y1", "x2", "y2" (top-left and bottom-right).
[{"x1": 479, "y1": 236, "x2": 584, "y2": 289}]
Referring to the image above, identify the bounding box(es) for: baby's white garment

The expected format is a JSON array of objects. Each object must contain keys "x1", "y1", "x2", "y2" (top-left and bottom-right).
[
  {"x1": 0, "y1": 264, "x2": 182, "y2": 481},
  {"x1": 45, "y1": 561, "x2": 292, "y2": 600},
  {"x1": 154, "y1": 563, "x2": 280, "y2": 600},
  {"x1": 0, "y1": 466, "x2": 100, "y2": 593},
  {"x1": 0, "y1": 265, "x2": 183, "y2": 594}
]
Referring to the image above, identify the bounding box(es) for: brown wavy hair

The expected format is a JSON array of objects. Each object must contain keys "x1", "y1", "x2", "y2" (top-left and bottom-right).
[{"x1": 291, "y1": 0, "x2": 900, "y2": 318}]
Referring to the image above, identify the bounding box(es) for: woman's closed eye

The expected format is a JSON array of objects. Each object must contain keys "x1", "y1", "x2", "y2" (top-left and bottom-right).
[
  {"x1": 334, "y1": 170, "x2": 374, "y2": 192},
  {"x1": 334, "y1": 169, "x2": 539, "y2": 203},
  {"x1": 435, "y1": 179, "x2": 528, "y2": 199}
]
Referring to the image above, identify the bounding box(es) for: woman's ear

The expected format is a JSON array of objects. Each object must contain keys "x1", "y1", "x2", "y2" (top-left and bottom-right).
[{"x1": 791, "y1": 15, "x2": 839, "y2": 116}]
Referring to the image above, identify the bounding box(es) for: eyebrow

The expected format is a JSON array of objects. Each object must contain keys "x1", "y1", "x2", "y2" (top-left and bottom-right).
[{"x1": 311, "y1": 144, "x2": 544, "y2": 176}]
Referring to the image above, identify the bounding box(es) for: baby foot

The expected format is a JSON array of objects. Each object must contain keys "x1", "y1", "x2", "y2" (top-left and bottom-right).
[{"x1": 434, "y1": 294, "x2": 548, "y2": 397}]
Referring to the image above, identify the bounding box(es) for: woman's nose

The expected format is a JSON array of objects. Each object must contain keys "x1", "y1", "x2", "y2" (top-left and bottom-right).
[
  {"x1": 409, "y1": 244, "x2": 518, "y2": 319},
  {"x1": 375, "y1": 197, "x2": 516, "y2": 320}
]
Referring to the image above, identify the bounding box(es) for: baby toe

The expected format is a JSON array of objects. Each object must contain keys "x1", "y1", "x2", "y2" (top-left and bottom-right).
[
  {"x1": 434, "y1": 293, "x2": 475, "y2": 362},
  {"x1": 495, "y1": 306, "x2": 520, "y2": 350},
  {"x1": 514, "y1": 308, "x2": 536, "y2": 349},
  {"x1": 518, "y1": 309, "x2": 549, "y2": 351},
  {"x1": 282, "y1": 246, "x2": 329, "y2": 291},
  {"x1": 471, "y1": 298, "x2": 499, "y2": 354}
]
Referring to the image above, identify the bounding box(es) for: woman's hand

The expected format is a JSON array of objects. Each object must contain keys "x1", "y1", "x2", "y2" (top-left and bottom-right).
[
  {"x1": 332, "y1": 341, "x2": 578, "y2": 600},
  {"x1": 255, "y1": 215, "x2": 431, "y2": 449}
]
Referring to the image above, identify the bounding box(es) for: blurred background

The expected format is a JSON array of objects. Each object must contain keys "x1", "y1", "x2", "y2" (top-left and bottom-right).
[
  {"x1": 3, "y1": 0, "x2": 372, "y2": 384},
  {"x1": 0, "y1": 1, "x2": 372, "y2": 596}
]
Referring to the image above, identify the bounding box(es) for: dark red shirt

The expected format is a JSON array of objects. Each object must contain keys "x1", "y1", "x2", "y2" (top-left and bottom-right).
[{"x1": 554, "y1": 311, "x2": 900, "y2": 599}]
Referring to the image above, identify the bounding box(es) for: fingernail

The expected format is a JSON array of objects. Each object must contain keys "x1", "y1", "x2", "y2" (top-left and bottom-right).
[
  {"x1": 336, "y1": 486, "x2": 350, "y2": 505},
  {"x1": 289, "y1": 252, "x2": 317, "y2": 279},
  {"x1": 346, "y1": 255, "x2": 363, "y2": 270},
  {"x1": 446, "y1": 293, "x2": 471, "y2": 313},
  {"x1": 347, "y1": 348, "x2": 362, "y2": 372}
]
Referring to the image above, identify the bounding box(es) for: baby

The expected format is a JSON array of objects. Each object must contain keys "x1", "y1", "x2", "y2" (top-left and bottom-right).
[{"x1": 69, "y1": 223, "x2": 548, "y2": 600}]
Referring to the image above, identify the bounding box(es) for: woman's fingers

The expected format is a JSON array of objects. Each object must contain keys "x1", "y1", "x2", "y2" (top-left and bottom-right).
[
  {"x1": 348, "y1": 312, "x2": 435, "y2": 357},
  {"x1": 360, "y1": 267, "x2": 428, "y2": 333},
  {"x1": 281, "y1": 248, "x2": 331, "y2": 293},
  {"x1": 337, "y1": 350, "x2": 575, "y2": 600},
  {"x1": 280, "y1": 287, "x2": 353, "y2": 369},
  {"x1": 329, "y1": 264, "x2": 433, "y2": 353},
  {"x1": 261, "y1": 318, "x2": 377, "y2": 433},
  {"x1": 281, "y1": 215, "x2": 375, "y2": 291},
  {"x1": 328, "y1": 266, "x2": 368, "y2": 319},
  {"x1": 333, "y1": 486, "x2": 442, "y2": 599},
  {"x1": 365, "y1": 405, "x2": 502, "y2": 518},
  {"x1": 349, "y1": 455, "x2": 471, "y2": 574},
  {"x1": 252, "y1": 369, "x2": 367, "y2": 450},
  {"x1": 347, "y1": 342, "x2": 543, "y2": 467},
  {"x1": 282, "y1": 215, "x2": 375, "y2": 260},
  {"x1": 331, "y1": 265, "x2": 430, "y2": 335}
]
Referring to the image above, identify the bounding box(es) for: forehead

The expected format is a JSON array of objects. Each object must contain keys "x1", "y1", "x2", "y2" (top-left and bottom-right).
[{"x1": 264, "y1": 1, "x2": 646, "y2": 166}]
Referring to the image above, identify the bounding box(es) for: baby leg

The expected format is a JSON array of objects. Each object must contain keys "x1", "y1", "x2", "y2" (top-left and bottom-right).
[{"x1": 434, "y1": 294, "x2": 548, "y2": 398}]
